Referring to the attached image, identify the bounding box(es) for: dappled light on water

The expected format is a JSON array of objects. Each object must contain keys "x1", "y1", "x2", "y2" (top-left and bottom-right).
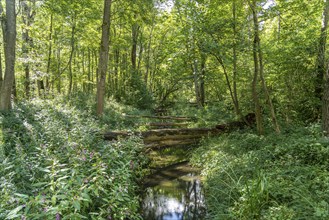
[{"x1": 142, "y1": 164, "x2": 206, "y2": 220}]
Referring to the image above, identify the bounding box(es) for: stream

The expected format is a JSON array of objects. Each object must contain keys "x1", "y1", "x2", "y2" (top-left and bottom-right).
[{"x1": 141, "y1": 147, "x2": 207, "y2": 220}]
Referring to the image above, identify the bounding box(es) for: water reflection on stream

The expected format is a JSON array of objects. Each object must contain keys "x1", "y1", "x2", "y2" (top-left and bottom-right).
[{"x1": 142, "y1": 162, "x2": 207, "y2": 220}]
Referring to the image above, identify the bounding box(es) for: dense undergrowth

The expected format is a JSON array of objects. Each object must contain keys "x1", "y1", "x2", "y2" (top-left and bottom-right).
[
  {"x1": 0, "y1": 97, "x2": 147, "y2": 219},
  {"x1": 191, "y1": 124, "x2": 329, "y2": 219}
]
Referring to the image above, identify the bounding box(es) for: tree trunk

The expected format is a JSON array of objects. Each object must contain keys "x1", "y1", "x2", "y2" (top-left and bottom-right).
[
  {"x1": 232, "y1": 0, "x2": 242, "y2": 118},
  {"x1": 316, "y1": 0, "x2": 329, "y2": 114},
  {"x1": 200, "y1": 53, "x2": 206, "y2": 106},
  {"x1": 12, "y1": 77, "x2": 17, "y2": 102},
  {"x1": 21, "y1": 0, "x2": 36, "y2": 99},
  {"x1": 94, "y1": 49, "x2": 98, "y2": 83},
  {"x1": 0, "y1": 0, "x2": 17, "y2": 110},
  {"x1": 96, "y1": 0, "x2": 112, "y2": 116},
  {"x1": 56, "y1": 47, "x2": 61, "y2": 93},
  {"x1": 114, "y1": 48, "x2": 119, "y2": 94},
  {"x1": 250, "y1": 0, "x2": 263, "y2": 135},
  {"x1": 131, "y1": 20, "x2": 139, "y2": 74},
  {"x1": 68, "y1": 22, "x2": 76, "y2": 95},
  {"x1": 137, "y1": 30, "x2": 143, "y2": 73},
  {"x1": 213, "y1": 54, "x2": 238, "y2": 112},
  {"x1": 192, "y1": 59, "x2": 201, "y2": 107},
  {"x1": 87, "y1": 48, "x2": 92, "y2": 92},
  {"x1": 82, "y1": 50, "x2": 86, "y2": 92},
  {"x1": 321, "y1": 0, "x2": 329, "y2": 135},
  {"x1": 251, "y1": 3, "x2": 280, "y2": 134},
  {"x1": 323, "y1": 66, "x2": 329, "y2": 135},
  {"x1": 46, "y1": 14, "x2": 53, "y2": 91},
  {"x1": 0, "y1": 49, "x2": 2, "y2": 82},
  {"x1": 145, "y1": 22, "x2": 154, "y2": 85}
]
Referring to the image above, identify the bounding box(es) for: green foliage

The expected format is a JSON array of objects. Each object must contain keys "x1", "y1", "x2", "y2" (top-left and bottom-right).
[
  {"x1": 122, "y1": 74, "x2": 154, "y2": 110},
  {"x1": 0, "y1": 98, "x2": 145, "y2": 219},
  {"x1": 170, "y1": 101, "x2": 235, "y2": 127},
  {"x1": 191, "y1": 125, "x2": 329, "y2": 219}
]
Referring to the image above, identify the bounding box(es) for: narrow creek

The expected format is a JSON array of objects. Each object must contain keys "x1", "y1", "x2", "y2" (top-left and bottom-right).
[{"x1": 141, "y1": 147, "x2": 207, "y2": 220}]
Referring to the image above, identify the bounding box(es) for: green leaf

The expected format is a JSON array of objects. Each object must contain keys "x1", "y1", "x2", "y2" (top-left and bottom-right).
[
  {"x1": 57, "y1": 175, "x2": 69, "y2": 181},
  {"x1": 51, "y1": 195, "x2": 57, "y2": 205},
  {"x1": 14, "y1": 193, "x2": 29, "y2": 198},
  {"x1": 6, "y1": 205, "x2": 24, "y2": 219},
  {"x1": 38, "y1": 167, "x2": 51, "y2": 173},
  {"x1": 72, "y1": 200, "x2": 81, "y2": 211},
  {"x1": 81, "y1": 192, "x2": 91, "y2": 202},
  {"x1": 32, "y1": 182, "x2": 48, "y2": 187}
]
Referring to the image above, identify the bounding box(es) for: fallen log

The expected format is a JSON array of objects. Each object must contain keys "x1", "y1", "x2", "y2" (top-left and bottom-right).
[
  {"x1": 123, "y1": 114, "x2": 196, "y2": 121},
  {"x1": 147, "y1": 122, "x2": 189, "y2": 128},
  {"x1": 103, "y1": 113, "x2": 255, "y2": 148},
  {"x1": 103, "y1": 127, "x2": 220, "y2": 142},
  {"x1": 144, "y1": 138, "x2": 201, "y2": 148}
]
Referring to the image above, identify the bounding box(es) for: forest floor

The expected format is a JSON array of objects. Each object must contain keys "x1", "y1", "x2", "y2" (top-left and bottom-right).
[
  {"x1": 1, "y1": 95, "x2": 329, "y2": 219},
  {"x1": 191, "y1": 125, "x2": 329, "y2": 219},
  {"x1": 0, "y1": 96, "x2": 150, "y2": 219}
]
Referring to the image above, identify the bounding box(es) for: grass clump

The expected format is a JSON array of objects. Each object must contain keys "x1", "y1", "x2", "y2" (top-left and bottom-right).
[
  {"x1": 0, "y1": 98, "x2": 145, "y2": 219},
  {"x1": 191, "y1": 125, "x2": 329, "y2": 220}
]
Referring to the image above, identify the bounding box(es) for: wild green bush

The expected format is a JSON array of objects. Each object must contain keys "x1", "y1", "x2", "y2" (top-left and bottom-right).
[
  {"x1": 191, "y1": 126, "x2": 329, "y2": 220},
  {"x1": 0, "y1": 98, "x2": 145, "y2": 219},
  {"x1": 62, "y1": 92, "x2": 152, "y2": 130}
]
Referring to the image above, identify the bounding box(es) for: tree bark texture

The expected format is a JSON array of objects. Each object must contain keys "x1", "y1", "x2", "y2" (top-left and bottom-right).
[
  {"x1": 21, "y1": 0, "x2": 36, "y2": 99},
  {"x1": 96, "y1": 0, "x2": 112, "y2": 116},
  {"x1": 46, "y1": 14, "x2": 53, "y2": 91},
  {"x1": 323, "y1": 66, "x2": 329, "y2": 135},
  {"x1": 131, "y1": 18, "x2": 139, "y2": 74},
  {"x1": 316, "y1": 0, "x2": 329, "y2": 110},
  {"x1": 232, "y1": 0, "x2": 242, "y2": 118},
  {"x1": 0, "y1": 50, "x2": 2, "y2": 82},
  {"x1": 200, "y1": 53, "x2": 206, "y2": 106},
  {"x1": 0, "y1": 0, "x2": 17, "y2": 110},
  {"x1": 321, "y1": 0, "x2": 329, "y2": 135},
  {"x1": 250, "y1": 0, "x2": 263, "y2": 135},
  {"x1": 68, "y1": 21, "x2": 76, "y2": 95}
]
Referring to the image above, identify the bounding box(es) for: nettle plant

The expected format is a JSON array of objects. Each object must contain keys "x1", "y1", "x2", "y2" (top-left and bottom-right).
[
  {"x1": 0, "y1": 99, "x2": 145, "y2": 220},
  {"x1": 191, "y1": 127, "x2": 329, "y2": 220}
]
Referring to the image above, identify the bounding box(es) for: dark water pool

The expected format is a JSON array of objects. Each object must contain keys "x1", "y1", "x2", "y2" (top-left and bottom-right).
[{"x1": 141, "y1": 162, "x2": 207, "y2": 220}]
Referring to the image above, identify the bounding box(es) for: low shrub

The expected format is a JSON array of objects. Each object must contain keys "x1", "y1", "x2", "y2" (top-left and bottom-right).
[
  {"x1": 191, "y1": 126, "x2": 329, "y2": 219},
  {"x1": 0, "y1": 98, "x2": 145, "y2": 219}
]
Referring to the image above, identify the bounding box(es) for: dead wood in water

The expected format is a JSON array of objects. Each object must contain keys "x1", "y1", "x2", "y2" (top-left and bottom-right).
[
  {"x1": 103, "y1": 113, "x2": 255, "y2": 148},
  {"x1": 147, "y1": 122, "x2": 189, "y2": 128},
  {"x1": 123, "y1": 114, "x2": 196, "y2": 121}
]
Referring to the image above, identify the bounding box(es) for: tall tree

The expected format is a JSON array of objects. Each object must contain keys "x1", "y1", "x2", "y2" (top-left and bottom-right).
[
  {"x1": 0, "y1": 49, "x2": 2, "y2": 82},
  {"x1": 0, "y1": 0, "x2": 16, "y2": 110},
  {"x1": 45, "y1": 13, "x2": 53, "y2": 91},
  {"x1": 249, "y1": 0, "x2": 264, "y2": 134},
  {"x1": 316, "y1": 0, "x2": 329, "y2": 113},
  {"x1": 96, "y1": 0, "x2": 112, "y2": 116},
  {"x1": 232, "y1": 0, "x2": 241, "y2": 117},
  {"x1": 249, "y1": 0, "x2": 280, "y2": 134},
  {"x1": 21, "y1": 0, "x2": 36, "y2": 99},
  {"x1": 321, "y1": 0, "x2": 329, "y2": 135}
]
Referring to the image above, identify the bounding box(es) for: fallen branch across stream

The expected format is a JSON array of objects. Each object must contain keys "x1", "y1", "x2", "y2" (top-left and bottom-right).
[
  {"x1": 147, "y1": 122, "x2": 189, "y2": 128},
  {"x1": 123, "y1": 114, "x2": 196, "y2": 121},
  {"x1": 103, "y1": 113, "x2": 255, "y2": 148}
]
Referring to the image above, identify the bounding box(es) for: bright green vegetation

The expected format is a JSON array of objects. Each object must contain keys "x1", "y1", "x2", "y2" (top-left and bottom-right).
[
  {"x1": 2, "y1": 0, "x2": 329, "y2": 219},
  {"x1": 191, "y1": 126, "x2": 329, "y2": 219},
  {"x1": 0, "y1": 97, "x2": 147, "y2": 219}
]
